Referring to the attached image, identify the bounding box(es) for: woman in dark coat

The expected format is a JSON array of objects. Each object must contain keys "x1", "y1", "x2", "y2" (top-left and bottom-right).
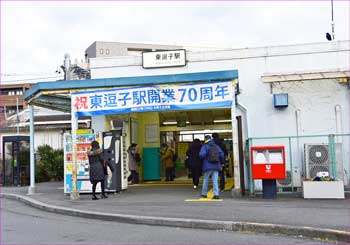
[
  {"x1": 87, "y1": 141, "x2": 107, "y2": 200},
  {"x1": 127, "y1": 143, "x2": 141, "y2": 184},
  {"x1": 186, "y1": 139, "x2": 202, "y2": 189}
]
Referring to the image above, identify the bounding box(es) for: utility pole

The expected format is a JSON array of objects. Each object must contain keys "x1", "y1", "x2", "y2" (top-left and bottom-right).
[
  {"x1": 326, "y1": 0, "x2": 335, "y2": 41},
  {"x1": 16, "y1": 97, "x2": 19, "y2": 134},
  {"x1": 61, "y1": 53, "x2": 80, "y2": 200},
  {"x1": 331, "y1": 0, "x2": 335, "y2": 40},
  {"x1": 62, "y1": 53, "x2": 72, "y2": 80}
]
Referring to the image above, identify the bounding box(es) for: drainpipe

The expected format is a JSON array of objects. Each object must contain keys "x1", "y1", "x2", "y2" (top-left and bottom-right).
[
  {"x1": 335, "y1": 105, "x2": 342, "y2": 143},
  {"x1": 335, "y1": 105, "x2": 347, "y2": 185},
  {"x1": 295, "y1": 109, "x2": 303, "y2": 177}
]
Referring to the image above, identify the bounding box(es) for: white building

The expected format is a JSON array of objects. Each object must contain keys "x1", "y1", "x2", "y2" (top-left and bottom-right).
[
  {"x1": 24, "y1": 40, "x2": 350, "y2": 194},
  {"x1": 88, "y1": 40, "x2": 350, "y2": 192}
]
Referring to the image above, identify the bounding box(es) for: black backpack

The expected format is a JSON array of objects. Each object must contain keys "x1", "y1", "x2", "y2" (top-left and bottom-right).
[{"x1": 207, "y1": 144, "x2": 220, "y2": 163}]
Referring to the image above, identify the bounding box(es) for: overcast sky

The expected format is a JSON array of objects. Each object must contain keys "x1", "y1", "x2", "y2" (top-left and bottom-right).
[{"x1": 1, "y1": 1, "x2": 349, "y2": 79}]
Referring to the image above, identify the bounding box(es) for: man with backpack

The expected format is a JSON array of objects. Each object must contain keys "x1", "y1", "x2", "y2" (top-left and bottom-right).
[
  {"x1": 199, "y1": 135, "x2": 224, "y2": 199},
  {"x1": 212, "y1": 133, "x2": 228, "y2": 192}
]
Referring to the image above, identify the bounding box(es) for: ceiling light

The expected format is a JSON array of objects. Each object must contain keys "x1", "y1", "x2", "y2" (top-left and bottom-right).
[
  {"x1": 213, "y1": 119, "x2": 232, "y2": 123},
  {"x1": 162, "y1": 121, "x2": 177, "y2": 125}
]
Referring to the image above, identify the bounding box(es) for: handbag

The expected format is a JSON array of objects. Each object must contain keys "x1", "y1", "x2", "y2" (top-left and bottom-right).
[{"x1": 101, "y1": 160, "x2": 108, "y2": 175}]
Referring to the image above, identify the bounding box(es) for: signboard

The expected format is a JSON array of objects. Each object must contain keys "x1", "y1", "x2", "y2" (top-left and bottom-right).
[
  {"x1": 72, "y1": 80, "x2": 234, "y2": 117},
  {"x1": 142, "y1": 49, "x2": 186, "y2": 68},
  {"x1": 251, "y1": 146, "x2": 286, "y2": 179},
  {"x1": 145, "y1": 124, "x2": 159, "y2": 143}
]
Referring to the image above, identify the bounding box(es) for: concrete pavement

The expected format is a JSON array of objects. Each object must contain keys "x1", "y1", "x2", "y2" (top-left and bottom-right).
[{"x1": 1, "y1": 181, "x2": 349, "y2": 243}]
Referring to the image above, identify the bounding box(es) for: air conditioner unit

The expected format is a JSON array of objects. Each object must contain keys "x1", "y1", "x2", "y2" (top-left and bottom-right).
[{"x1": 304, "y1": 143, "x2": 344, "y2": 181}]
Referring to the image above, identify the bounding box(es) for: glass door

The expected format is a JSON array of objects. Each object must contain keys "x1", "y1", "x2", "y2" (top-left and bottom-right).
[{"x1": 4, "y1": 142, "x2": 14, "y2": 186}]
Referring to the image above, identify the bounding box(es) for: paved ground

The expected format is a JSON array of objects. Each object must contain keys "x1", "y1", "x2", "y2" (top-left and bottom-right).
[
  {"x1": 1, "y1": 181, "x2": 349, "y2": 242},
  {"x1": 3, "y1": 199, "x2": 332, "y2": 244}
]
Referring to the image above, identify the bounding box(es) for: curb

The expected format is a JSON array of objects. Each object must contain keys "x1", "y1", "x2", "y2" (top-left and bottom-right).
[{"x1": 1, "y1": 193, "x2": 349, "y2": 243}]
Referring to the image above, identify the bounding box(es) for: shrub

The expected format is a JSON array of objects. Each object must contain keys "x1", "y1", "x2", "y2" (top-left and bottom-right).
[{"x1": 36, "y1": 145, "x2": 63, "y2": 182}]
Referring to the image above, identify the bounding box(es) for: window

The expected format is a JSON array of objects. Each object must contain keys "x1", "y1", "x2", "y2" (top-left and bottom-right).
[
  {"x1": 106, "y1": 49, "x2": 109, "y2": 55},
  {"x1": 100, "y1": 49, "x2": 104, "y2": 55}
]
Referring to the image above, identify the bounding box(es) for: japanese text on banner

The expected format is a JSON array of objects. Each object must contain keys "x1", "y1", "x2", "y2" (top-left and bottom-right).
[{"x1": 72, "y1": 80, "x2": 234, "y2": 116}]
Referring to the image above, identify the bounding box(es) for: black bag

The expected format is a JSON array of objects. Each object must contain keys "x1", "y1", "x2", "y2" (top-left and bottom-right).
[
  {"x1": 134, "y1": 153, "x2": 141, "y2": 163},
  {"x1": 185, "y1": 157, "x2": 190, "y2": 168},
  {"x1": 207, "y1": 144, "x2": 220, "y2": 163},
  {"x1": 172, "y1": 151, "x2": 178, "y2": 162},
  {"x1": 101, "y1": 161, "x2": 108, "y2": 175}
]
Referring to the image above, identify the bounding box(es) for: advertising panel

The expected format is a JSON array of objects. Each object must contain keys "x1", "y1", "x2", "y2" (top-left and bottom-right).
[{"x1": 63, "y1": 133, "x2": 97, "y2": 193}]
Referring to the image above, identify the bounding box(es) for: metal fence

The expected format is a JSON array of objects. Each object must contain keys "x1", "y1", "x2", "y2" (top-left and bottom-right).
[{"x1": 246, "y1": 134, "x2": 350, "y2": 194}]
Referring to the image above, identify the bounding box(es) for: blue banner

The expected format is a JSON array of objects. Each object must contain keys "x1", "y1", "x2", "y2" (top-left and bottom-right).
[{"x1": 72, "y1": 80, "x2": 234, "y2": 116}]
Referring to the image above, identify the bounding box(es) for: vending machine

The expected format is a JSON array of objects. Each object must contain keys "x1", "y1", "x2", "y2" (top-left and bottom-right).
[
  {"x1": 102, "y1": 130, "x2": 128, "y2": 192},
  {"x1": 64, "y1": 132, "x2": 96, "y2": 194}
]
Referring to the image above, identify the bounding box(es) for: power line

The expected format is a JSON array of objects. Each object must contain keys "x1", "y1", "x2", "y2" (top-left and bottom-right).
[
  {"x1": 1, "y1": 72, "x2": 58, "y2": 76},
  {"x1": 1, "y1": 75, "x2": 63, "y2": 83}
]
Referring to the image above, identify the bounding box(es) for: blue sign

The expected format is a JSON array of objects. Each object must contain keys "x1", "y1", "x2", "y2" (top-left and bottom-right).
[{"x1": 72, "y1": 80, "x2": 234, "y2": 116}]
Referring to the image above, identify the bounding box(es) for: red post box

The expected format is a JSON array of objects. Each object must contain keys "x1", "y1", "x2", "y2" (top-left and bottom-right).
[{"x1": 251, "y1": 145, "x2": 286, "y2": 180}]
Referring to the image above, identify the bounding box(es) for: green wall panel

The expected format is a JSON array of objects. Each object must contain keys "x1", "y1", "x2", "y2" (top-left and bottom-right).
[{"x1": 143, "y1": 147, "x2": 160, "y2": 181}]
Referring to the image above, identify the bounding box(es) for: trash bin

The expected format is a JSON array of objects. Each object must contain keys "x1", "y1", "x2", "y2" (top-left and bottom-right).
[{"x1": 262, "y1": 179, "x2": 277, "y2": 199}]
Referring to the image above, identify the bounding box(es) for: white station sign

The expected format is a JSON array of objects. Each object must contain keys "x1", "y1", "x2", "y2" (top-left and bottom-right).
[{"x1": 142, "y1": 49, "x2": 186, "y2": 68}]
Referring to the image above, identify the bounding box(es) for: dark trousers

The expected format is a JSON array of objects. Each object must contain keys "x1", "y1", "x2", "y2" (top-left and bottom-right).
[
  {"x1": 128, "y1": 170, "x2": 139, "y2": 184},
  {"x1": 191, "y1": 167, "x2": 201, "y2": 186},
  {"x1": 165, "y1": 167, "x2": 174, "y2": 181},
  {"x1": 219, "y1": 168, "x2": 225, "y2": 191},
  {"x1": 92, "y1": 180, "x2": 105, "y2": 196}
]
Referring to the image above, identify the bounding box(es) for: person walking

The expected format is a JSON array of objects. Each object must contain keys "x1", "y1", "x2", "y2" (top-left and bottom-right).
[
  {"x1": 161, "y1": 142, "x2": 175, "y2": 181},
  {"x1": 127, "y1": 143, "x2": 141, "y2": 184},
  {"x1": 87, "y1": 140, "x2": 108, "y2": 200},
  {"x1": 199, "y1": 135, "x2": 224, "y2": 199},
  {"x1": 212, "y1": 133, "x2": 228, "y2": 192},
  {"x1": 186, "y1": 139, "x2": 202, "y2": 189}
]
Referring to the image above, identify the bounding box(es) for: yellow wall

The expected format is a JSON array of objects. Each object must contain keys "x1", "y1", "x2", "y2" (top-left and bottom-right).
[
  {"x1": 137, "y1": 112, "x2": 160, "y2": 148},
  {"x1": 103, "y1": 111, "x2": 160, "y2": 152}
]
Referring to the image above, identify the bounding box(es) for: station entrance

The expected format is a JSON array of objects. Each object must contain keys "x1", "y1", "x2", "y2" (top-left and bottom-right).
[
  {"x1": 158, "y1": 108, "x2": 234, "y2": 182},
  {"x1": 24, "y1": 69, "x2": 240, "y2": 195},
  {"x1": 105, "y1": 107, "x2": 235, "y2": 187}
]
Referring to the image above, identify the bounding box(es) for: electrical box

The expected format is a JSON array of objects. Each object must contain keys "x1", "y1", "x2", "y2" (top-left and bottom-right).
[
  {"x1": 251, "y1": 145, "x2": 286, "y2": 179},
  {"x1": 273, "y1": 93, "x2": 288, "y2": 107}
]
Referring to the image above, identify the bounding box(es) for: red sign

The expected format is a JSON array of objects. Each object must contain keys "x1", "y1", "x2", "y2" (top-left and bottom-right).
[{"x1": 251, "y1": 145, "x2": 286, "y2": 179}]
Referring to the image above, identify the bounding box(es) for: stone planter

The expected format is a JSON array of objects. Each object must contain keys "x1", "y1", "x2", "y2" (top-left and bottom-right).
[{"x1": 302, "y1": 180, "x2": 345, "y2": 199}]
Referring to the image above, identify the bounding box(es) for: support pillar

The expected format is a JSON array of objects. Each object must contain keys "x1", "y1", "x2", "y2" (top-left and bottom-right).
[
  {"x1": 28, "y1": 104, "x2": 36, "y2": 195},
  {"x1": 231, "y1": 81, "x2": 242, "y2": 197},
  {"x1": 70, "y1": 109, "x2": 79, "y2": 200}
]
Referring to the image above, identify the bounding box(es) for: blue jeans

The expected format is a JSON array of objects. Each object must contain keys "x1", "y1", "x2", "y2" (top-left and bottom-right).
[{"x1": 201, "y1": 170, "x2": 219, "y2": 197}]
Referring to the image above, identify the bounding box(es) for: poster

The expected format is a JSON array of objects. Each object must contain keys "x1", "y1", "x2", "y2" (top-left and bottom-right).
[{"x1": 145, "y1": 124, "x2": 159, "y2": 143}]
